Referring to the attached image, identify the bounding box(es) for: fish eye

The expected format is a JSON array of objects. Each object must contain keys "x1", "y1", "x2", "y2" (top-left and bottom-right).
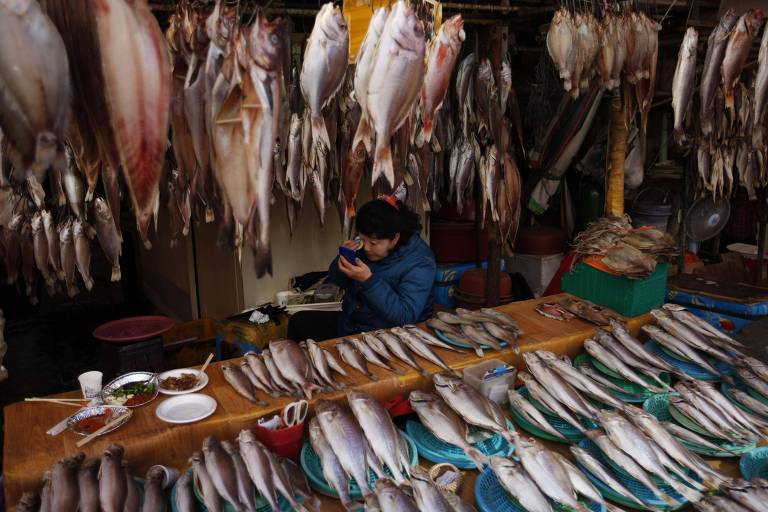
[{"x1": 270, "y1": 34, "x2": 278, "y2": 44}]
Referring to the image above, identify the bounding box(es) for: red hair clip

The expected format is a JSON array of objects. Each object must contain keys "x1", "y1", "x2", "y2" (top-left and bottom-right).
[{"x1": 377, "y1": 194, "x2": 400, "y2": 211}]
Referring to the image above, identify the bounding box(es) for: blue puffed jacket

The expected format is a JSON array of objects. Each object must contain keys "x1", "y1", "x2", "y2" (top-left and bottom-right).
[{"x1": 327, "y1": 234, "x2": 436, "y2": 336}]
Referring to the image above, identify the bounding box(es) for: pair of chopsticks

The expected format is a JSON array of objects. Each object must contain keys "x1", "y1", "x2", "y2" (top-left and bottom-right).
[
  {"x1": 76, "y1": 409, "x2": 133, "y2": 447},
  {"x1": 25, "y1": 397, "x2": 90, "y2": 407}
]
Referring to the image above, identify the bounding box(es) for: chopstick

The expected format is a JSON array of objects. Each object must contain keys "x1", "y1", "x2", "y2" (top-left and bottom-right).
[
  {"x1": 199, "y1": 353, "x2": 214, "y2": 374},
  {"x1": 76, "y1": 410, "x2": 133, "y2": 448},
  {"x1": 25, "y1": 398, "x2": 88, "y2": 407}
]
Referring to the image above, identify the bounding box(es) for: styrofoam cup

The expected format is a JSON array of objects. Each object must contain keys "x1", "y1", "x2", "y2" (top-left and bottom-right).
[{"x1": 78, "y1": 371, "x2": 103, "y2": 399}]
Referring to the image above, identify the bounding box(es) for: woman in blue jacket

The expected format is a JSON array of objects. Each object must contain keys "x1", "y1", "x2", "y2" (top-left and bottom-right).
[{"x1": 287, "y1": 196, "x2": 436, "y2": 341}]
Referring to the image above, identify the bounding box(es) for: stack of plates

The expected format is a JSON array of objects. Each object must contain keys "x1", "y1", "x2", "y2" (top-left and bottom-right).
[
  {"x1": 507, "y1": 386, "x2": 597, "y2": 443},
  {"x1": 300, "y1": 431, "x2": 417, "y2": 500},
  {"x1": 405, "y1": 420, "x2": 513, "y2": 469},
  {"x1": 722, "y1": 382, "x2": 768, "y2": 419},
  {"x1": 576, "y1": 439, "x2": 689, "y2": 511},
  {"x1": 644, "y1": 341, "x2": 734, "y2": 381},
  {"x1": 643, "y1": 394, "x2": 755, "y2": 457},
  {"x1": 740, "y1": 447, "x2": 768, "y2": 481},
  {"x1": 572, "y1": 353, "x2": 669, "y2": 403},
  {"x1": 474, "y1": 466, "x2": 606, "y2": 512}
]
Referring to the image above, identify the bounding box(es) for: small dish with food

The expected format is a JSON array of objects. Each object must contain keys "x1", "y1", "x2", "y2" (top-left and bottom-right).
[
  {"x1": 101, "y1": 372, "x2": 159, "y2": 407},
  {"x1": 157, "y1": 368, "x2": 208, "y2": 395},
  {"x1": 68, "y1": 405, "x2": 131, "y2": 436}
]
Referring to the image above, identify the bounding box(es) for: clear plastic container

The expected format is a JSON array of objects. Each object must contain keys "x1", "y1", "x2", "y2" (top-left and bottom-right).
[{"x1": 462, "y1": 359, "x2": 517, "y2": 406}]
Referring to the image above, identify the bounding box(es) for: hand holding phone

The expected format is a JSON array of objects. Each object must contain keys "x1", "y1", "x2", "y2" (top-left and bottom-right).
[{"x1": 339, "y1": 245, "x2": 357, "y2": 264}]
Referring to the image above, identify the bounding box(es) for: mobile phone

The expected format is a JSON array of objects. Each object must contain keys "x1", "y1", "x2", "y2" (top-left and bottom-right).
[{"x1": 339, "y1": 245, "x2": 357, "y2": 264}]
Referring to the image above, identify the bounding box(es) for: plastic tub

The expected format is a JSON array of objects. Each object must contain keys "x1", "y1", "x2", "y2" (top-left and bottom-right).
[
  {"x1": 253, "y1": 420, "x2": 305, "y2": 462},
  {"x1": 462, "y1": 360, "x2": 517, "y2": 406}
]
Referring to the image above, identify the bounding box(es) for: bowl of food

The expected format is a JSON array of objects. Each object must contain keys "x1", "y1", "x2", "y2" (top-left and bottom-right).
[
  {"x1": 157, "y1": 369, "x2": 208, "y2": 395},
  {"x1": 67, "y1": 405, "x2": 131, "y2": 436},
  {"x1": 102, "y1": 372, "x2": 159, "y2": 407}
]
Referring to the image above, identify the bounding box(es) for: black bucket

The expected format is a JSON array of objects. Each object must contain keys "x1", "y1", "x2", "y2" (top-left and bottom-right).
[{"x1": 630, "y1": 187, "x2": 673, "y2": 231}]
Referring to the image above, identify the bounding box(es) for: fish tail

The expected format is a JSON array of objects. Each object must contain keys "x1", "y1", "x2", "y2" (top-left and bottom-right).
[
  {"x1": 204, "y1": 207, "x2": 215, "y2": 223},
  {"x1": 473, "y1": 346, "x2": 485, "y2": 358},
  {"x1": 465, "y1": 446, "x2": 490, "y2": 470},
  {"x1": 372, "y1": 144, "x2": 395, "y2": 188},
  {"x1": 422, "y1": 117, "x2": 434, "y2": 143},
  {"x1": 83, "y1": 277, "x2": 94, "y2": 291},
  {"x1": 311, "y1": 115, "x2": 330, "y2": 151},
  {"x1": 725, "y1": 90, "x2": 735, "y2": 111},
  {"x1": 352, "y1": 117, "x2": 374, "y2": 154},
  {"x1": 366, "y1": 371, "x2": 379, "y2": 381},
  {"x1": 111, "y1": 265, "x2": 121, "y2": 282}
]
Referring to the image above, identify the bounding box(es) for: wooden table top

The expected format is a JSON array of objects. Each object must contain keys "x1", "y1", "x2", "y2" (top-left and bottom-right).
[{"x1": 3, "y1": 293, "x2": 653, "y2": 508}]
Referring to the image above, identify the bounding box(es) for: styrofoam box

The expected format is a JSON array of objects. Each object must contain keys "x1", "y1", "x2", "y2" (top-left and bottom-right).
[{"x1": 506, "y1": 253, "x2": 564, "y2": 297}]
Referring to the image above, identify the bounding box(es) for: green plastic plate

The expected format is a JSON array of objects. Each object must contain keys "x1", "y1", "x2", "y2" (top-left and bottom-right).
[
  {"x1": 300, "y1": 431, "x2": 417, "y2": 500},
  {"x1": 574, "y1": 353, "x2": 669, "y2": 398},
  {"x1": 643, "y1": 394, "x2": 755, "y2": 457}
]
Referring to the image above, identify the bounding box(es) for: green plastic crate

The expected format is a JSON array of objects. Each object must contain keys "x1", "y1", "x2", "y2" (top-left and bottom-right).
[{"x1": 561, "y1": 261, "x2": 668, "y2": 317}]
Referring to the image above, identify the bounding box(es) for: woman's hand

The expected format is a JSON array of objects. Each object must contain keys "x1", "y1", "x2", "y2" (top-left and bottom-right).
[
  {"x1": 340, "y1": 239, "x2": 362, "y2": 250},
  {"x1": 338, "y1": 255, "x2": 372, "y2": 282}
]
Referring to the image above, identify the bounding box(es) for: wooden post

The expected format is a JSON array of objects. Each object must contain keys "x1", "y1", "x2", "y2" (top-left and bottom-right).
[
  {"x1": 678, "y1": 155, "x2": 690, "y2": 273},
  {"x1": 605, "y1": 90, "x2": 627, "y2": 217},
  {"x1": 757, "y1": 187, "x2": 766, "y2": 284}
]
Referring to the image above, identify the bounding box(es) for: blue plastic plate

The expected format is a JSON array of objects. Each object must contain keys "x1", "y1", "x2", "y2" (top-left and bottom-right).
[
  {"x1": 433, "y1": 328, "x2": 508, "y2": 350},
  {"x1": 405, "y1": 420, "x2": 513, "y2": 469},
  {"x1": 644, "y1": 341, "x2": 733, "y2": 381},
  {"x1": 475, "y1": 466, "x2": 606, "y2": 512},
  {"x1": 721, "y1": 382, "x2": 768, "y2": 419},
  {"x1": 740, "y1": 447, "x2": 768, "y2": 481},
  {"x1": 577, "y1": 438, "x2": 689, "y2": 511},
  {"x1": 300, "y1": 430, "x2": 417, "y2": 500},
  {"x1": 642, "y1": 394, "x2": 754, "y2": 457}
]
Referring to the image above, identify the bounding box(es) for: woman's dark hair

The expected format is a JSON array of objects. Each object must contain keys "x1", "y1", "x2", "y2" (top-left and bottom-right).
[{"x1": 355, "y1": 198, "x2": 422, "y2": 245}]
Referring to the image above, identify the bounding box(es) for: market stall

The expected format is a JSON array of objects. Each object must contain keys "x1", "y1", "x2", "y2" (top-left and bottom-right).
[{"x1": 2, "y1": 293, "x2": 652, "y2": 506}]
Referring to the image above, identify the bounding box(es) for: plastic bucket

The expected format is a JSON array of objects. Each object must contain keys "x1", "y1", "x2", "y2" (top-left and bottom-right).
[
  {"x1": 630, "y1": 187, "x2": 672, "y2": 231},
  {"x1": 253, "y1": 420, "x2": 305, "y2": 462}
]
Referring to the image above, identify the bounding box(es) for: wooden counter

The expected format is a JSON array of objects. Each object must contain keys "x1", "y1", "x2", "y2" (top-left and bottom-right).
[{"x1": 3, "y1": 294, "x2": 651, "y2": 507}]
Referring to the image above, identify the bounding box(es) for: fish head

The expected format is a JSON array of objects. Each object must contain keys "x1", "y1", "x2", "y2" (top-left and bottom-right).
[
  {"x1": 516, "y1": 371, "x2": 534, "y2": 384},
  {"x1": 409, "y1": 464, "x2": 432, "y2": 483},
  {"x1": 375, "y1": 476, "x2": 397, "y2": 492},
  {"x1": 316, "y1": 3, "x2": 348, "y2": 41},
  {"x1": 719, "y1": 9, "x2": 739, "y2": 33},
  {"x1": 408, "y1": 389, "x2": 438, "y2": 406},
  {"x1": 202, "y1": 436, "x2": 220, "y2": 453},
  {"x1": 440, "y1": 14, "x2": 465, "y2": 47},
  {"x1": 432, "y1": 371, "x2": 461, "y2": 390},
  {"x1": 189, "y1": 450, "x2": 203, "y2": 466},
  {"x1": 246, "y1": 11, "x2": 285, "y2": 72},
  {"x1": 535, "y1": 351, "x2": 557, "y2": 363},
  {"x1": 62, "y1": 451, "x2": 85, "y2": 469},
  {"x1": 314, "y1": 399, "x2": 340, "y2": 417},
  {"x1": 94, "y1": 197, "x2": 112, "y2": 220},
  {"x1": 388, "y1": 1, "x2": 426, "y2": 52},
  {"x1": 104, "y1": 444, "x2": 124, "y2": 461},
  {"x1": 237, "y1": 429, "x2": 258, "y2": 446},
  {"x1": 745, "y1": 9, "x2": 765, "y2": 35},
  {"x1": 146, "y1": 465, "x2": 165, "y2": 483}
]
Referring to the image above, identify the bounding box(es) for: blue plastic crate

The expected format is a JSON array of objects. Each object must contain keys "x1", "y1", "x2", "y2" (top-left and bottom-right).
[{"x1": 666, "y1": 288, "x2": 768, "y2": 335}]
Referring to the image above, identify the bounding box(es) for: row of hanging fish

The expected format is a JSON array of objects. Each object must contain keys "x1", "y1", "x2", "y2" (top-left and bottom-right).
[
  {"x1": 671, "y1": 9, "x2": 768, "y2": 199},
  {"x1": 547, "y1": 8, "x2": 660, "y2": 97},
  {"x1": 189, "y1": 433, "x2": 318, "y2": 512},
  {"x1": 0, "y1": 0, "x2": 164, "y2": 301},
  {"x1": 14, "y1": 444, "x2": 164, "y2": 512},
  {"x1": 573, "y1": 215, "x2": 676, "y2": 279},
  {"x1": 0, "y1": 193, "x2": 120, "y2": 303},
  {"x1": 547, "y1": 7, "x2": 660, "y2": 147}
]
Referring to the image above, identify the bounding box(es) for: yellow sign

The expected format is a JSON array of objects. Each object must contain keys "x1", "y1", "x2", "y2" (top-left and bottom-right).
[{"x1": 343, "y1": 0, "x2": 442, "y2": 62}]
